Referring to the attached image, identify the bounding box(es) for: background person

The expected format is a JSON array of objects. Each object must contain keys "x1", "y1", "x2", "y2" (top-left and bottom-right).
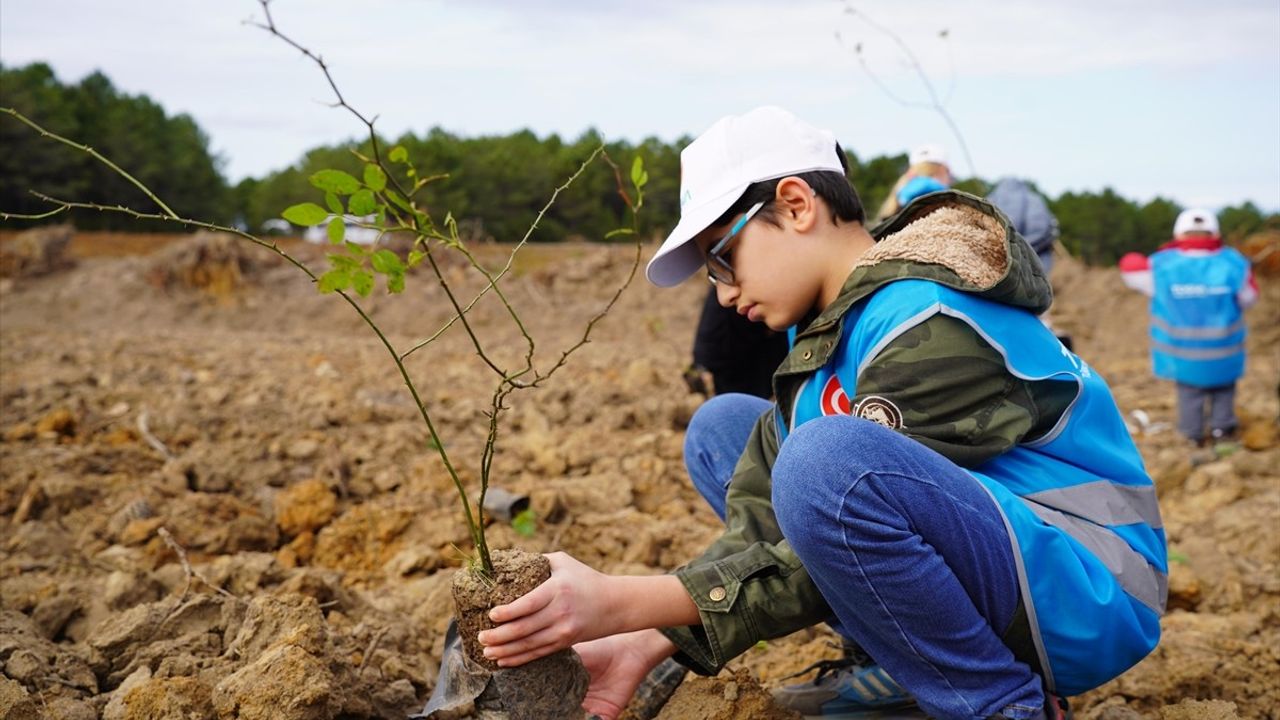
[
  {"x1": 1119, "y1": 208, "x2": 1259, "y2": 446},
  {"x1": 987, "y1": 177, "x2": 1059, "y2": 276},
  {"x1": 987, "y1": 177, "x2": 1073, "y2": 350},
  {"x1": 875, "y1": 143, "x2": 953, "y2": 221},
  {"x1": 685, "y1": 285, "x2": 790, "y2": 399}
]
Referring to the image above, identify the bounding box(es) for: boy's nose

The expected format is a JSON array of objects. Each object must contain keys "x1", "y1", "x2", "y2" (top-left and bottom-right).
[{"x1": 715, "y1": 281, "x2": 738, "y2": 308}]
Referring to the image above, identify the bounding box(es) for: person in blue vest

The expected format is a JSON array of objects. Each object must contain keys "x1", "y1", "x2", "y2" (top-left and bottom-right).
[
  {"x1": 476, "y1": 106, "x2": 1166, "y2": 720},
  {"x1": 1119, "y1": 209, "x2": 1259, "y2": 446},
  {"x1": 875, "y1": 143, "x2": 953, "y2": 221}
]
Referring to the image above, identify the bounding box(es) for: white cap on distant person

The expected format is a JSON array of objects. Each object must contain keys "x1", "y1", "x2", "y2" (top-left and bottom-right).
[
  {"x1": 1173, "y1": 208, "x2": 1220, "y2": 237},
  {"x1": 645, "y1": 106, "x2": 844, "y2": 287},
  {"x1": 909, "y1": 144, "x2": 948, "y2": 168}
]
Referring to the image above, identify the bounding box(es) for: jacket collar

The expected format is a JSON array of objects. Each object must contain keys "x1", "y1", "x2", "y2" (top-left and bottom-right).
[
  {"x1": 1160, "y1": 235, "x2": 1223, "y2": 252},
  {"x1": 794, "y1": 190, "x2": 1049, "y2": 344}
]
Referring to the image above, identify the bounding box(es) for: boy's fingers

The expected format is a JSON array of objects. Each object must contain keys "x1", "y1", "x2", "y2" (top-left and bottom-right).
[
  {"x1": 494, "y1": 639, "x2": 561, "y2": 667},
  {"x1": 485, "y1": 624, "x2": 564, "y2": 661},
  {"x1": 489, "y1": 582, "x2": 552, "y2": 623},
  {"x1": 478, "y1": 610, "x2": 556, "y2": 647}
]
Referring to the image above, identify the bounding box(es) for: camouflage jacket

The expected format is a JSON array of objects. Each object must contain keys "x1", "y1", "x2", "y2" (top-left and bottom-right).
[{"x1": 662, "y1": 190, "x2": 1076, "y2": 675}]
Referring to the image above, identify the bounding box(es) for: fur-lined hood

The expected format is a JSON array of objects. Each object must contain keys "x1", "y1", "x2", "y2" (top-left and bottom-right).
[{"x1": 802, "y1": 190, "x2": 1053, "y2": 338}]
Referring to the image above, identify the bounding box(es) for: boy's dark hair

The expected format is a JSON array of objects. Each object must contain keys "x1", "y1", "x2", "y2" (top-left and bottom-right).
[{"x1": 712, "y1": 143, "x2": 865, "y2": 228}]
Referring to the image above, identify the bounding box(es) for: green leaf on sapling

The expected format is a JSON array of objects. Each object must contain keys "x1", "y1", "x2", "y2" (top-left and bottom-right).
[
  {"x1": 630, "y1": 156, "x2": 648, "y2": 189},
  {"x1": 282, "y1": 203, "x2": 329, "y2": 227},
  {"x1": 351, "y1": 270, "x2": 374, "y2": 297},
  {"x1": 327, "y1": 253, "x2": 360, "y2": 271},
  {"x1": 348, "y1": 188, "x2": 377, "y2": 216},
  {"x1": 310, "y1": 169, "x2": 361, "y2": 195},
  {"x1": 387, "y1": 271, "x2": 405, "y2": 294},
  {"x1": 317, "y1": 268, "x2": 350, "y2": 293},
  {"x1": 386, "y1": 191, "x2": 412, "y2": 212},
  {"x1": 370, "y1": 249, "x2": 404, "y2": 275},
  {"x1": 364, "y1": 164, "x2": 387, "y2": 192}
]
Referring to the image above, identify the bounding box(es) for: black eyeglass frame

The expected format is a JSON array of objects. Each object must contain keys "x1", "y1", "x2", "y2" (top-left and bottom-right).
[{"x1": 705, "y1": 201, "x2": 766, "y2": 285}]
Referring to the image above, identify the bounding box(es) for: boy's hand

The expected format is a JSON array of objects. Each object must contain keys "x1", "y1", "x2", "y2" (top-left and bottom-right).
[
  {"x1": 577, "y1": 630, "x2": 676, "y2": 720},
  {"x1": 478, "y1": 552, "x2": 618, "y2": 666}
]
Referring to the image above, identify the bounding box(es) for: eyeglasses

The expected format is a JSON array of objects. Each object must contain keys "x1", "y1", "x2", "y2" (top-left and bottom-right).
[{"x1": 706, "y1": 201, "x2": 765, "y2": 286}]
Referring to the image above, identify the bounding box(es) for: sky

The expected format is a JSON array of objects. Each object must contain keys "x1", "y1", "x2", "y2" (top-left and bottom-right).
[{"x1": 3, "y1": 0, "x2": 1279, "y2": 211}]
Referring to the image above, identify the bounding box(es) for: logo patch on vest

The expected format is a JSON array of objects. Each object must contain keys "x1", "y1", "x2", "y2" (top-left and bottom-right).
[
  {"x1": 853, "y1": 396, "x2": 904, "y2": 430},
  {"x1": 819, "y1": 375, "x2": 852, "y2": 416}
]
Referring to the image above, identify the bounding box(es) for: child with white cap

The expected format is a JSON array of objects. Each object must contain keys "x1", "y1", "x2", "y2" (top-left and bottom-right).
[
  {"x1": 875, "y1": 143, "x2": 954, "y2": 221},
  {"x1": 1120, "y1": 209, "x2": 1259, "y2": 446},
  {"x1": 478, "y1": 106, "x2": 1165, "y2": 720}
]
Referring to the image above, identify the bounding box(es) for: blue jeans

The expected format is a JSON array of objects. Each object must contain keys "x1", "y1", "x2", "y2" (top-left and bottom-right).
[{"x1": 684, "y1": 394, "x2": 1045, "y2": 720}]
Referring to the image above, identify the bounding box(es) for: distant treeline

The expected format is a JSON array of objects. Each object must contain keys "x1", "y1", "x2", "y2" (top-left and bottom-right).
[{"x1": 2, "y1": 62, "x2": 1275, "y2": 265}]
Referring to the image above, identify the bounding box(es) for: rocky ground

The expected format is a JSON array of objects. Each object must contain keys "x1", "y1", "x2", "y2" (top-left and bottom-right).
[{"x1": 0, "y1": 229, "x2": 1276, "y2": 719}]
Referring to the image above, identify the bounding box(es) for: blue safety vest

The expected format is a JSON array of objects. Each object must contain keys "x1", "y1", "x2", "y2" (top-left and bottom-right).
[
  {"x1": 1149, "y1": 248, "x2": 1249, "y2": 388},
  {"x1": 784, "y1": 279, "x2": 1166, "y2": 696}
]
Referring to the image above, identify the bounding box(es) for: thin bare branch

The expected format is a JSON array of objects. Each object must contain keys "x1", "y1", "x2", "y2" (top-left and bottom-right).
[
  {"x1": 837, "y1": 5, "x2": 977, "y2": 177},
  {"x1": 1, "y1": 107, "x2": 178, "y2": 217},
  {"x1": 400, "y1": 145, "x2": 607, "y2": 361},
  {"x1": 0, "y1": 205, "x2": 69, "y2": 221},
  {"x1": 528, "y1": 150, "x2": 643, "y2": 385},
  {"x1": 248, "y1": 0, "x2": 410, "y2": 200}
]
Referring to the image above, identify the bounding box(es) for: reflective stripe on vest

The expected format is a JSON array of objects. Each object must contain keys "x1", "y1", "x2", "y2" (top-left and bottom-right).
[
  {"x1": 1150, "y1": 340, "x2": 1246, "y2": 361},
  {"x1": 1151, "y1": 316, "x2": 1245, "y2": 340},
  {"x1": 1024, "y1": 503, "x2": 1167, "y2": 615},
  {"x1": 1024, "y1": 480, "x2": 1163, "y2": 529}
]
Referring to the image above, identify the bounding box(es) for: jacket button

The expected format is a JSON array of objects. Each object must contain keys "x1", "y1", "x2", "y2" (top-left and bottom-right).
[
  {"x1": 802, "y1": 350, "x2": 813, "y2": 361},
  {"x1": 708, "y1": 587, "x2": 727, "y2": 602}
]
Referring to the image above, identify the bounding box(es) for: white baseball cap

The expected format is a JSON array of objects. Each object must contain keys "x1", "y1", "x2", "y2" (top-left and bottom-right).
[
  {"x1": 908, "y1": 144, "x2": 948, "y2": 168},
  {"x1": 646, "y1": 106, "x2": 844, "y2": 287},
  {"x1": 1173, "y1": 208, "x2": 1220, "y2": 237}
]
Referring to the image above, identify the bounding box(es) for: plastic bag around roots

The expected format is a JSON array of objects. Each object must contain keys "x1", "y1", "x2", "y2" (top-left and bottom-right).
[
  {"x1": 411, "y1": 621, "x2": 688, "y2": 720},
  {"x1": 412, "y1": 619, "x2": 589, "y2": 720}
]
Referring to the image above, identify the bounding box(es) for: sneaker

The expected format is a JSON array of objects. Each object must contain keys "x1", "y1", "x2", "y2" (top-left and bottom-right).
[
  {"x1": 1209, "y1": 428, "x2": 1241, "y2": 457},
  {"x1": 773, "y1": 645, "x2": 919, "y2": 719}
]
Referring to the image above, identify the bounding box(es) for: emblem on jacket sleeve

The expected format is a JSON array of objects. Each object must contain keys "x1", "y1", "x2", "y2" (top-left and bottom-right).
[
  {"x1": 853, "y1": 396, "x2": 904, "y2": 430},
  {"x1": 820, "y1": 375, "x2": 852, "y2": 416}
]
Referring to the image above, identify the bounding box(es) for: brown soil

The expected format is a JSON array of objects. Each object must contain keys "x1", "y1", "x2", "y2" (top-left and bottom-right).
[
  {"x1": 0, "y1": 232, "x2": 1276, "y2": 719},
  {"x1": 655, "y1": 668, "x2": 800, "y2": 720}
]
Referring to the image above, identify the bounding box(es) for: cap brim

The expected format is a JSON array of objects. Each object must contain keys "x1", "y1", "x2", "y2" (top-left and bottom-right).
[{"x1": 645, "y1": 185, "x2": 747, "y2": 287}]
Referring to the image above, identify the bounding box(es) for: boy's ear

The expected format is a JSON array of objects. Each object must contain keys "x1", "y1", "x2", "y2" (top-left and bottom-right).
[{"x1": 774, "y1": 176, "x2": 818, "y2": 232}]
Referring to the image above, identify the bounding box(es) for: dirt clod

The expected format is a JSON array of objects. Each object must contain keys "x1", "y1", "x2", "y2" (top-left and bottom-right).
[
  {"x1": 656, "y1": 669, "x2": 799, "y2": 720},
  {"x1": 0, "y1": 224, "x2": 74, "y2": 279}
]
